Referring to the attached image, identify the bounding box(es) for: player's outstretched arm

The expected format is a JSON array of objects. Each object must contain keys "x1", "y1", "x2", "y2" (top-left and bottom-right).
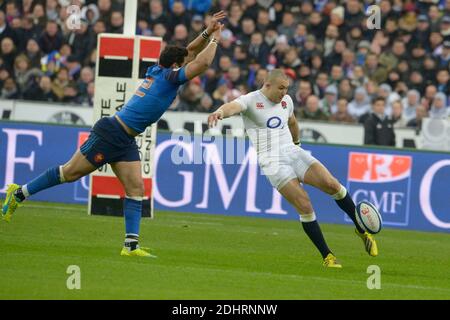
[
  {"x1": 185, "y1": 23, "x2": 223, "y2": 80},
  {"x1": 184, "y1": 11, "x2": 226, "y2": 64},
  {"x1": 207, "y1": 101, "x2": 243, "y2": 128},
  {"x1": 288, "y1": 113, "x2": 301, "y2": 145}
]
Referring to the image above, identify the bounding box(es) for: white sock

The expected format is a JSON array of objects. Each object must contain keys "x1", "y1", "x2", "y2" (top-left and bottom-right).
[
  {"x1": 59, "y1": 166, "x2": 66, "y2": 183},
  {"x1": 124, "y1": 236, "x2": 139, "y2": 251},
  {"x1": 331, "y1": 185, "x2": 347, "y2": 200},
  {"x1": 22, "y1": 185, "x2": 30, "y2": 198},
  {"x1": 299, "y1": 212, "x2": 317, "y2": 223}
]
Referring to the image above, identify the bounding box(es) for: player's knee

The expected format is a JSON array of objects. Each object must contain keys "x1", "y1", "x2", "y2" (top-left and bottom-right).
[
  {"x1": 293, "y1": 198, "x2": 313, "y2": 215},
  {"x1": 65, "y1": 173, "x2": 82, "y2": 182},
  {"x1": 62, "y1": 167, "x2": 83, "y2": 182},
  {"x1": 324, "y1": 177, "x2": 341, "y2": 195},
  {"x1": 125, "y1": 180, "x2": 145, "y2": 197}
]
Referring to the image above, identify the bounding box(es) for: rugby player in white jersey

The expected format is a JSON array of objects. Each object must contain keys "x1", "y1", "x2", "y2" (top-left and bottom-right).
[{"x1": 207, "y1": 69, "x2": 378, "y2": 268}]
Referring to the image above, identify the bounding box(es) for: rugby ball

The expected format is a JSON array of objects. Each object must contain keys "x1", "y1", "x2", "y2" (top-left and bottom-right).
[{"x1": 355, "y1": 201, "x2": 382, "y2": 234}]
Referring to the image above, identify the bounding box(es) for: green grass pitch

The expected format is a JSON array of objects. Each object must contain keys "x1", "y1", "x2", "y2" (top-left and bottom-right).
[{"x1": 1, "y1": 201, "x2": 449, "y2": 300}]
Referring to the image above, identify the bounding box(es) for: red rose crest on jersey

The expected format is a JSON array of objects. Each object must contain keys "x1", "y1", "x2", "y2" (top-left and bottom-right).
[
  {"x1": 281, "y1": 100, "x2": 287, "y2": 109},
  {"x1": 256, "y1": 102, "x2": 264, "y2": 109},
  {"x1": 94, "y1": 153, "x2": 105, "y2": 163}
]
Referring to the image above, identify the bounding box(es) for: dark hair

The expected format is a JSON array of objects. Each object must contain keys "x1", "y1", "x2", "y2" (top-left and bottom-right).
[
  {"x1": 373, "y1": 96, "x2": 386, "y2": 105},
  {"x1": 159, "y1": 45, "x2": 188, "y2": 68}
]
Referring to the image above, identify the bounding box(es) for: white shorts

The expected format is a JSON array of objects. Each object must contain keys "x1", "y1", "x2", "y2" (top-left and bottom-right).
[{"x1": 258, "y1": 145, "x2": 318, "y2": 190}]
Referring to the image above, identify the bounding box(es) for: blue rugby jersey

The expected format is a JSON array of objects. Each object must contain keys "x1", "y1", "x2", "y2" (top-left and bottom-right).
[{"x1": 116, "y1": 64, "x2": 189, "y2": 134}]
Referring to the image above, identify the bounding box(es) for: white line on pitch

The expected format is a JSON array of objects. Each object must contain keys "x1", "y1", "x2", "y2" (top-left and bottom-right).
[{"x1": 26, "y1": 204, "x2": 84, "y2": 212}]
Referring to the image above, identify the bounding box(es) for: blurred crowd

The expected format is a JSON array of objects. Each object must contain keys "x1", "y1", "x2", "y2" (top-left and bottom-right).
[{"x1": 0, "y1": 0, "x2": 450, "y2": 130}]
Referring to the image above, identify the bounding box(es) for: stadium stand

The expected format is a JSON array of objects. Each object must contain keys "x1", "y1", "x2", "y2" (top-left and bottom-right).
[{"x1": 0, "y1": 0, "x2": 449, "y2": 131}]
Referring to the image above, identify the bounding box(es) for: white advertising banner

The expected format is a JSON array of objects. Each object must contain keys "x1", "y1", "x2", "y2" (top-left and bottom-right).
[
  {"x1": 159, "y1": 111, "x2": 420, "y2": 149},
  {"x1": 3, "y1": 99, "x2": 426, "y2": 150},
  {"x1": 420, "y1": 118, "x2": 450, "y2": 152},
  {"x1": 11, "y1": 101, "x2": 93, "y2": 125}
]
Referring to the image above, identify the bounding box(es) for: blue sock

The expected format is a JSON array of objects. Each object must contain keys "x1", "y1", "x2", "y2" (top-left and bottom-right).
[
  {"x1": 23, "y1": 166, "x2": 64, "y2": 197},
  {"x1": 124, "y1": 197, "x2": 142, "y2": 250}
]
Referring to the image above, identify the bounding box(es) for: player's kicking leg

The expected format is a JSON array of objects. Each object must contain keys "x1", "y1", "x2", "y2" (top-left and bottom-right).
[
  {"x1": 2, "y1": 150, "x2": 96, "y2": 222},
  {"x1": 278, "y1": 179, "x2": 342, "y2": 268},
  {"x1": 111, "y1": 161, "x2": 156, "y2": 258},
  {"x1": 303, "y1": 162, "x2": 378, "y2": 257}
]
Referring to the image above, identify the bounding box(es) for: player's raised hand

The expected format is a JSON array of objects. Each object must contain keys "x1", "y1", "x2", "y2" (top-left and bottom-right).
[
  {"x1": 206, "y1": 11, "x2": 226, "y2": 34},
  {"x1": 207, "y1": 110, "x2": 224, "y2": 128},
  {"x1": 212, "y1": 23, "x2": 224, "y2": 40}
]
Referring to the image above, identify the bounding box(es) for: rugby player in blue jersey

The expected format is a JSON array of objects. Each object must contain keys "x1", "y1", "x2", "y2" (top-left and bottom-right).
[{"x1": 2, "y1": 11, "x2": 226, "y2": 257}]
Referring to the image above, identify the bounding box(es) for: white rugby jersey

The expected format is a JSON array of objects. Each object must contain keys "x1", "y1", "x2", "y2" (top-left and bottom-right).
[{"x1": 234, "y1": 90, "x2": 295, "y2": 154}]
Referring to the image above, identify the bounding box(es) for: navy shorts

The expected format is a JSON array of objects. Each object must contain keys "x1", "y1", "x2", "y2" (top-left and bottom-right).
[{"x1": 80, "y1": 116, "x2": 140, "y2": 167}]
